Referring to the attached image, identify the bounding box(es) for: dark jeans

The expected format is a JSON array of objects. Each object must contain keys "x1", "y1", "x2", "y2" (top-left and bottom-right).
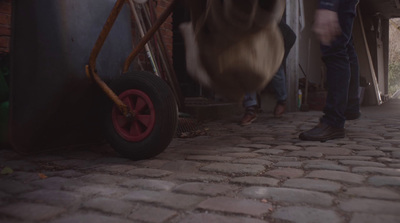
[{"x1": 320, "y1": 0, "x2": 360, "y2": 128}]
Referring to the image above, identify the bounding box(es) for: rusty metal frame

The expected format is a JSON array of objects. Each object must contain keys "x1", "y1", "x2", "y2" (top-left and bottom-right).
[{"x1": 85, "y1": 0, "x2": 178, "y2": 117}]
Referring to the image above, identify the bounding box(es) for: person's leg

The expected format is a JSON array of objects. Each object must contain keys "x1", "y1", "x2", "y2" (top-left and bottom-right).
[
  {"x1": 345, "y1": 36, "x2": 361, "y2": 120},
  {"x1": 320, "y1": 5, "x2": 358, "y2": 128},
  {"x1": 243, "y1": 92, "x2": 258, "y2": 108},
  {"x1": 300, "y1": 0, "x2": 359, "y2": 141},
  {"x1": 241, "y1": 92, "x2": 258, "y2": 125},
  {"x1": 270, "y1": 64, "x2": 287, "y2": 117},
  {"x1": 270, "y1": 64, "x2": 287, "y2": 103}
]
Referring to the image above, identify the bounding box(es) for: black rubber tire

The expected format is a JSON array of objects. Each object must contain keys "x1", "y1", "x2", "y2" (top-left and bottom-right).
[{"x1": 105, "y1": 71, "x2": 178, "y2": 160}]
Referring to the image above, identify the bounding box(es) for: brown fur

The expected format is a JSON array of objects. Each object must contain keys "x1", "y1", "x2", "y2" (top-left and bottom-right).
[{"x1": 183, "y1": 0, "x2": 285, "y2": 101}]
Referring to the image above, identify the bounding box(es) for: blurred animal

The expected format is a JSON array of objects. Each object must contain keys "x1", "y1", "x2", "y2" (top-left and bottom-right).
[{"x1": 181, "y1": 0, "x2": 285, "y2": 101}]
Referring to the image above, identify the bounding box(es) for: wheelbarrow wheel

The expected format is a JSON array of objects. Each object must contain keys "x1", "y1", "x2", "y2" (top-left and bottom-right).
[{"x1": 105, "y1": 71, "x2": 178, "y2": 160}]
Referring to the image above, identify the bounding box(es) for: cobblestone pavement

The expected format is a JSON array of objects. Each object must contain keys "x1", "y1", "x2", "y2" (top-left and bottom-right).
[{"x1": 1, "y1": 99, "x2": 400, "y2": 223}]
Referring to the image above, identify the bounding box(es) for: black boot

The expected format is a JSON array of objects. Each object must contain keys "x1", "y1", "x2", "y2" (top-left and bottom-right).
[{"x1": 299, "y1": 122, "x2": 345, "y2": 142}]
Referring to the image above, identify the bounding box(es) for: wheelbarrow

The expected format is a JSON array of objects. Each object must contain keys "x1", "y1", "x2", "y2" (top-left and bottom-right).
[{"x1": 9, "y1": 0, "x2": 179, "y2": 160}]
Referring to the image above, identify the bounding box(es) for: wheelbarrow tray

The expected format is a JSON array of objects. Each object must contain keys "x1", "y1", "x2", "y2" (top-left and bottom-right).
[{"x1": 9, "y1": 0, "x2": 134, "y2": 153}]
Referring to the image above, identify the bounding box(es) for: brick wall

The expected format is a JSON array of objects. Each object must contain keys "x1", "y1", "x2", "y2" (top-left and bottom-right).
[
  {"x1": 0, "y1": 0, "x2": 11, "y2": 53},
  {"x1": 154, "y1": 0, "x2": 173, "y2": 60},
  {"x1": 134, "y1": 0, "x2": 174, "y2": 73}
]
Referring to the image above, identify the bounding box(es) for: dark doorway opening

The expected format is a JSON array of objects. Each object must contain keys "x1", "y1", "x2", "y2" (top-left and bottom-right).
[{"x1": 172, "y1": 3, "x2": 203, "y2": 98}]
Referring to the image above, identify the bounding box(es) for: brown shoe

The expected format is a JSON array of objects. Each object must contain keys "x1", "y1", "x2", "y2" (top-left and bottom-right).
[
  {"x1": 240, "y1": 107, "x2": 257, "y2": 126},
  {"x1": 274, "y1": 102, "x2": 286, "y2": 118}
]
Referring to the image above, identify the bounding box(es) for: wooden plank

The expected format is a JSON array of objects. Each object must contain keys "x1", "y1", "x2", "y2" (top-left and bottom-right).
[
  {"x1": 354, "y1": 7, "x2": 383, "y2": 105},
  {"x1": 285, "y1": 0, "x2": 300, "y2": 111}
]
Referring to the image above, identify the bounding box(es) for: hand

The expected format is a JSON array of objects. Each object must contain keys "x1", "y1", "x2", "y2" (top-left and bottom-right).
[{"x1": 313, "y1": 9, "x2": 341, "y2": 46}]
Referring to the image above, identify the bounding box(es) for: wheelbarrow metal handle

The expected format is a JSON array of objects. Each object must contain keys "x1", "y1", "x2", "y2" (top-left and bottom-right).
[
  {"x1": 123, "y1": 0, "x2": 178, "y2": 73},
  {"x1": 86, "y1": 0, "x2": 131, "y2": 117},
  {"x1": 86, "y1": 0, "x2": 178, "y2": 118}
]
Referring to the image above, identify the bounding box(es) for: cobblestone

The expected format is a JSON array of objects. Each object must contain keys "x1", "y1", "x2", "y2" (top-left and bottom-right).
[
  {"x1": 357, "y1": 150, "x2": 387, "y2": 157},
  {"x1": 51, "y1": 159, "x2": 98, "y2": 169},
  {"x1": 186, "y1": 155, "x2": 235, "y2": 162},
  {"x1": 0, "y1": 203, "x2": 66, "y2": 221},
  {"x1": 254, "y1": 149, "x2": 285, "y2": 155},
  {"x1": 200, "y1": 163, "x2": 265, "y2": 175},
  {"x1": 274, "y1": 161, "x2": 303, "y2": 168},
  {"x1": 294, "y1": 141, "x2": 338, "y2": 147},
  {"x1": 178, "y1": 213, "x2": 267, "y2": 223},
  {"x1": 78, "y1": 174, "x2": 132, "y2": 184},
  {"x1": 230, "y1": 176, "x2": 280, "y2": 186},
  {"x1": 359, "y1": 141, "x2": 392, "y2": 148},
  {"x1": 2, "y1": 160, "x2": 40, "y2": 172},
  {"x1": 82, "y1": 197, "x2": 134, "y2": 215},
  {"x1": 125, "y1": 168, "x2": 173, "y2": 178},
  {"x1": 172, "y1": 173, "x2": 228, "y2": 183},
  {"x1": 339, "y1": 198, "x2": 400, "y2": 215},
  {"x1": 122, "y1": 190, "x2": 205, "y2": 209},
  {"x1": 350, "y1": 213, "x2": 400, "y2": 223},
  {"x1": 390, "y1": 163, "x2": 400, "y2": 168},
  {"x1": 2, "y1": 100, "x2": 400, "y2": 222},
  {"x1": 342, "y1": 144, "x2": 376, "y2": 151},
  {"x1": 49, "y1": 214, "x2": 133, "y2": 223},
  {"x1": 380, "y1": 147, "x2": 400, "y2": 152},
  {"x1": 273, "y1": 145, "x2": 303, "y2": 151},
  {"x1": 233, "y1": 158, "x2": 273, "y2": 166},
  {"x1": 265, "y1": 168, "x2": 304, "y2": 179},
  {"x1": 173, "y1": 182, "x2": 237, "y2": 196},
  {"x1": 306, "y1": 170, "x2": 365, "y2": 184},
  {"x1": 326, "y1": 156, "x2": 373, "y2": 160},
  {"x1": 237, "y1": 144, "x2": 271, "y2": 149},
  {"x1": 197, "y1": 197, "x2": 272, "y2": 217},
  {"x1": 31, "y1": 177, "x2": 87, "y2": 190},
  {"x1": 392, "y1": 151, "x2": 400, "y2": 158},
  {"x1": 121, "y1": 179, "x2": 176, "y2": 191},
  {"x1": 91, "y1": 164, "x2": 137, "y2": 173},
  {"x1": 339, "y1": 160, "x2": 386, "y2": 167},
  {"x1": 378, "y1": 157, "x2": 400, "y2": 163},
  {"x1": 305, "y1": 147, "x2": 352, "y2": 155},
  {"x1": 303, "y1": 159, "x2": 336, "y2": 165},
  {"x1": 44, "y1": 170, "x2": 84, "y2": 178},
  {"x1": 262, "y1": 155, "x2": 298, "y2": 162},
  {"x1": 7, "y1": 171, "x2": 46, "y2": 183},
  {"x1": 287, "y1": 151, "x2": 324, "y2": 158},
  {"x1": 242, "y1": 187, "x2": 333, "y2": 207},
  {"x1": 304, "y1": 163, "x2": 349, "y2": 171},
  {"x1": 72, "y1": 185, "x2": 131, "y2": 197},
  {"x1": 129, "y1": 206, "x2": 178, "y2": 223},
  {"x1": 224, "y1": 152, "x2": 260, "y2": 158},
  {"x1": 0, "y1": 179, "x2": 37, "y2": 194},
  {"x1": 352, "y1": 166, "x2": 400, "y2": 176},
  {"x1": 282, "y1": 178, "x2": 342, "y2": 192},
  {"x1": 272, "y1": 206, "x2": 343, "y2": 223},
  {"x1": 344, "y1": 187, "x2": 400, "y2": 200},
  {"x1": 368, "y1": 175, "x2": 400, "y2": 186},
  {"x1": 19, "y1": 190, "x2": 82, "y2": 208}
]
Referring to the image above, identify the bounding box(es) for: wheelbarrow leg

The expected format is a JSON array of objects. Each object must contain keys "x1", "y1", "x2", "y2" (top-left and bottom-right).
[{"x1": 86, "y1": 0, "x2": 131, "y2": 117}]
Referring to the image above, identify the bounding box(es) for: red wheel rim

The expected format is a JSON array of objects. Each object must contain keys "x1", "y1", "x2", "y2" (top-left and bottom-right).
[{"x1": 112, "y1": 89, "x2": 156, "y2": 142}]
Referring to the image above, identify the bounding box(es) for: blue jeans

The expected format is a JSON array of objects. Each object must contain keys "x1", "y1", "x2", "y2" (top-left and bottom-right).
[
  {"x1": 243, "y1": 64, "x2": 287, "y2": 108},
  {"x1": 320, "y1": 0, "x2": 360, "y2": 128}
]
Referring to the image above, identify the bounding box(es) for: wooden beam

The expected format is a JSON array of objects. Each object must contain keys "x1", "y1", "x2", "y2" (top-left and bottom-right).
[{"x1": 355, "y1": 7, "x2": 383, "y2": 105}]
